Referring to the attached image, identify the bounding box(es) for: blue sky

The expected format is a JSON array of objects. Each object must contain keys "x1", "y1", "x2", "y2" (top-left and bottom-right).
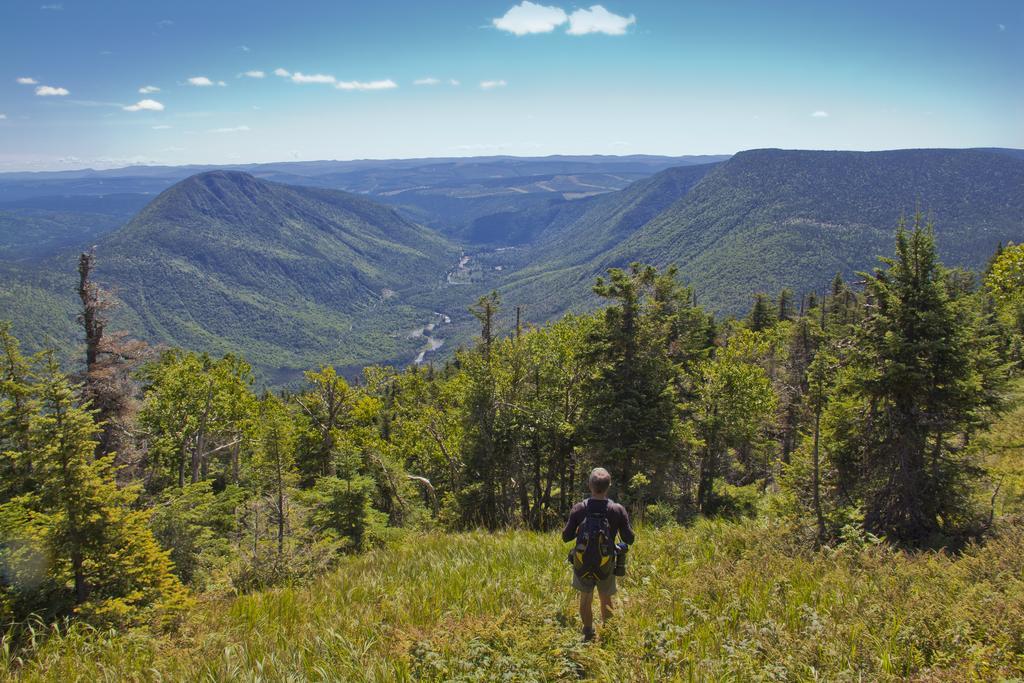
[{"x1": 0, "y1": 0, "x2": 1021, "y2": 170}]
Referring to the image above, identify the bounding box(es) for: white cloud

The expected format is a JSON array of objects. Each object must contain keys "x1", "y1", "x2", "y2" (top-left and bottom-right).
[
  {"x1": 40, "y1": 3, "x2": 62, "y2": 9},
  {"x1": 811, "y1": 110, "x2": 829, "y2": 118},
  {"x1": 123, "y1": 99, "x2": 165, "y2": 112},
  {"x1": 493, "y1": 2, "x2": 567, "y2": 35},
  {"x1": 480, "y1": 79, "x2": 507, "y2": 89},
  {"x1": 240, "y1": 45, "x2": 251, "y2": 52},
  {"x1": 139, "y1": 85, "x2": 160, "y2": 94},
  {"x1": 335, "y1": 79, "x2": 397, "y2": 90},
  {"x1": 273, "y1": 68, "x2": 291, "y2": 77},
  {"x1": 152, "y1": 124, "x2": 172, "y2": 130},
  {"x1": 415, "y1": 77, "x2": 441, "y2": 86},
  {"x1": 241, "y1": 70, "x2": 265, "y2": 79},
  {"x1": 0, "y1": 114, "x2": 6, "y2": 120},
  {"x1": 187, "y1": 76, "x2": 216, "y2": 86},
  {"x1": 209, "y1": 125, "x2": 250, "y2": 133},
  {"x1": 291, "y1": 72, "x2": 336, "y2": 84},
  {"x1": 450, "y1": 79, "x2": 461, "y2": 86},
  {"x1": 35, "y1": 85, "x2": 69, "y2": 96},
  {"x1": 16, "y1": 77, "x2": 38, "y2": 85},
  {"x1": 567, "y1": 5, "x2": 636, "y2": 35},
  {"x1": 998, "y1": 23, "x2": 1006, "y2": 31}
]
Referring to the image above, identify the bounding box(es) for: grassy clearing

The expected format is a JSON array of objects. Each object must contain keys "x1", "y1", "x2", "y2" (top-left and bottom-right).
[
  {"x1": 3, "y1": 515, "x2": 1024, "y2": 682},
  {"x1": 5, "y1": 382, "x2": 1024, "y2": 682}
]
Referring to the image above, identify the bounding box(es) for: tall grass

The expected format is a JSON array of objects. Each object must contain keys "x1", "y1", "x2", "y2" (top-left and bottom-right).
[
  {"x1": 3, "y1": 515, "x2": 1024, "y2": 682},
  {"x1": 5, "y1": 383, "x2": 1022, "y2": 681}
]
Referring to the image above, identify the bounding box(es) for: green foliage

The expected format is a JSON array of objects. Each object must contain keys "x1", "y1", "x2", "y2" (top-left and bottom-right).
[
  {"x1": 0, "y1": 350, "x2": 188, "y2": 627},
  {"x1": 582, "y1": 264, "x2": 692, "y2": 504},
  {"x1": 746, "y1": 292, "x2": 777, "y2": 331},
  {"x1": 986, "y1": 242, "x2": 1024, "y2": 363},
  {"x1": 6, "y1": 518, "x2": 1024, "y2": 680},
  {"x1": 496, "y1": 149, "x2": 1024, "y2": 326},
  {"x1": 0, "y1": 206, "x2": 1021, "y2": 676},
  {"x1": 2, "y1": 171, "x2": 459, "y2": 378},
  {"x1": 293, "y1": 365, "x2": 355, "y2": 482},
  {"x1": 149, "y1": 481, "x2": 249, "y2": 591},
  {"x1": 826, "y1": 217, "x2": 1001, "y2": 544},
  {"x1": 301, "y1": 475, "x2": 386, "y2": 551},
  {"x1": 137, "y1": 349, "x2": 256, "y2": 489},
  {"x1": 692, "y1": 328, "x2": 777, "y2": 510}
]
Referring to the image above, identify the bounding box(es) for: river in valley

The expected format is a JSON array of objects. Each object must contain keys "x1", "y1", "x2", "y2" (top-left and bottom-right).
[{"x1": 410, "y1": 312, "x2": 452, "y2": 365}]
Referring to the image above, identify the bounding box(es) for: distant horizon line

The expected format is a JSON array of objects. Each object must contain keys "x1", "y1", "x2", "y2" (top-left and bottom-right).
[{"x1": 2, "y1": 146, "x2": 1021, "y2": 176}]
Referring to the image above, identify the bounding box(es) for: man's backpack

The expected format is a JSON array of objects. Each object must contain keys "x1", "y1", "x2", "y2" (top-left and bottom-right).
[{"x1": 571, "y1": 500, "x2": 615, "y2": 582}]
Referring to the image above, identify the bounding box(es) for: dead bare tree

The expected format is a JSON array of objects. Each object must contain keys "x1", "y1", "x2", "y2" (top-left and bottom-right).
[{"x1": 77, "y1": 249, "x2": 150, "y2": 473}]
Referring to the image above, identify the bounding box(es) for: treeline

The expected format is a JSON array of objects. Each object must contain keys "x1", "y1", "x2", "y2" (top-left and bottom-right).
[{"x1": 0, "y1": 217, "x2": 1021, "y2": 627}]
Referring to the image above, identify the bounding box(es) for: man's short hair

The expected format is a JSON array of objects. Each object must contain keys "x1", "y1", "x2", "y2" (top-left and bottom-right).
[{"x1": 588, "y1": 467, "x2": 612, "y2": 494}]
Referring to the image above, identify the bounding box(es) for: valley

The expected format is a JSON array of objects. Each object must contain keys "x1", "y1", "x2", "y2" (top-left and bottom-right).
[{"x1": 1, "y1": 148, "x2": 1022, "y2": 382}]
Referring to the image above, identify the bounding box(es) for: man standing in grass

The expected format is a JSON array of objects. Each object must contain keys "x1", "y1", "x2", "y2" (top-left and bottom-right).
[{"x1": 563, "y1": 467, "x2": 635, "y2": 642}]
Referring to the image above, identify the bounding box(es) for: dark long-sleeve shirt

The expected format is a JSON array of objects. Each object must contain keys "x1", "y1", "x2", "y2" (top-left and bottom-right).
[{"x1": 561, "y1": 498, "x2": 635, "y2": 545}]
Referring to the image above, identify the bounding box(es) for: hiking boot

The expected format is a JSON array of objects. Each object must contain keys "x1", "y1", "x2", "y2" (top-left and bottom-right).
[{"x1": 582, "y1": 626, "x2": 596, "y2": 642}]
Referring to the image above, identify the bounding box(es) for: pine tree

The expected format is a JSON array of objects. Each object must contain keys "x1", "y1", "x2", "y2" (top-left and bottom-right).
[
  {"x1": 582, "y1": 264, "x2": 681, "y2": 503},
  {"x1": 848, "y1": 216, "x2": 992, "y2": 544},
  {"x1": 459, "y1": 293, "x2": 506, "y2": 527},
  {"x1": 1, "y1": 353, "x2": 188, "y2": 625},
  {"x1": 747, "y1": 293, "x2": 776, "y2": 331},
  {"x1": 0, "y1": 325, "x2": 36, "y2": 499},
  {"x1": 777, "y1": 288, "x2": 796, "y2": 322}
]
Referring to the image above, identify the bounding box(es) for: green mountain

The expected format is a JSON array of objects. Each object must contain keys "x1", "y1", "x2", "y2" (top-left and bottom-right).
[
  {"x1": 3, "y1": 150, "x2": 1021, "y2": 378},
  {"x1": 3, "y1": 171, "x2": 459, "y2": 381},
  {"x1": 496, "y1": 148, "x2": 1024, "y2": 319}
]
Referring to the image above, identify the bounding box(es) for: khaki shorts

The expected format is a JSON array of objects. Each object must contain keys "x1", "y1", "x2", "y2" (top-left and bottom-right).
[{"x1": 572, "y1": 571, "x2": 617, "y2": 595}]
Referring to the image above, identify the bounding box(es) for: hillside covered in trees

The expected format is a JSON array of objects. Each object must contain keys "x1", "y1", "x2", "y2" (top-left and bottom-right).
[
  {"x1": 498, "y1": 148, "x2": 1024, "y2": 320},
  {"x1": 1, "y1": 171, "x2": 459, "y2": 380},
  {"x1": 1, "y1": 217, "x2": 1023, "y2": 679},
  {"x1": 1, "y1": 149, "x2": 1022, "y2": 381}
]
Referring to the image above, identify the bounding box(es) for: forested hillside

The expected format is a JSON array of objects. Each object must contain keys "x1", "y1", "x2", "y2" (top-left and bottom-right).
[
  {"x1": 1, "y1": 148, "x2": 1021, "y2": 379},
  {"x1": 1, "y1": 220, "x2": 1023, "y2": 679},
  {"x1": 496, "y1": 148, "x2": 1024, "y2": 319},
  {"x1": 3, "y1": 171, "x2": 459, "y2": 380},
  {"x1": 606, "y1": 148, "x2": 1024, "y2": 311}
]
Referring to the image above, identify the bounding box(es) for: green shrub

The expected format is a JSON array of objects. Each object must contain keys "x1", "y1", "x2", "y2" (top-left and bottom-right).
[{"x1": 643, "y1": 502, "x2": 678, "y2": 528}]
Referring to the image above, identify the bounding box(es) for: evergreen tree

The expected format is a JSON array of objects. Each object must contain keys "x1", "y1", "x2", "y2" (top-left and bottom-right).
[
  {"x1": 844, "y1": 216, "x2": 993, "y2": 544},
  {"x1": 0, "y1": 353, "x2": 188, "y2": 625},
  {"x1": 458, "y1": 293, "x2": 507, "y2": 527},
  {"x1": 582, "y1": 264, "x2": 681, "y2": 503},
  {"x1": 747, "y1": 293, "x2": 776, "y2": 331},
  {"x1": 0, "y1": 325, "x2": 36, "y2": 499},
  {"x1": 777, "y1": 288, "x2": 796, "y2": 322}
]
